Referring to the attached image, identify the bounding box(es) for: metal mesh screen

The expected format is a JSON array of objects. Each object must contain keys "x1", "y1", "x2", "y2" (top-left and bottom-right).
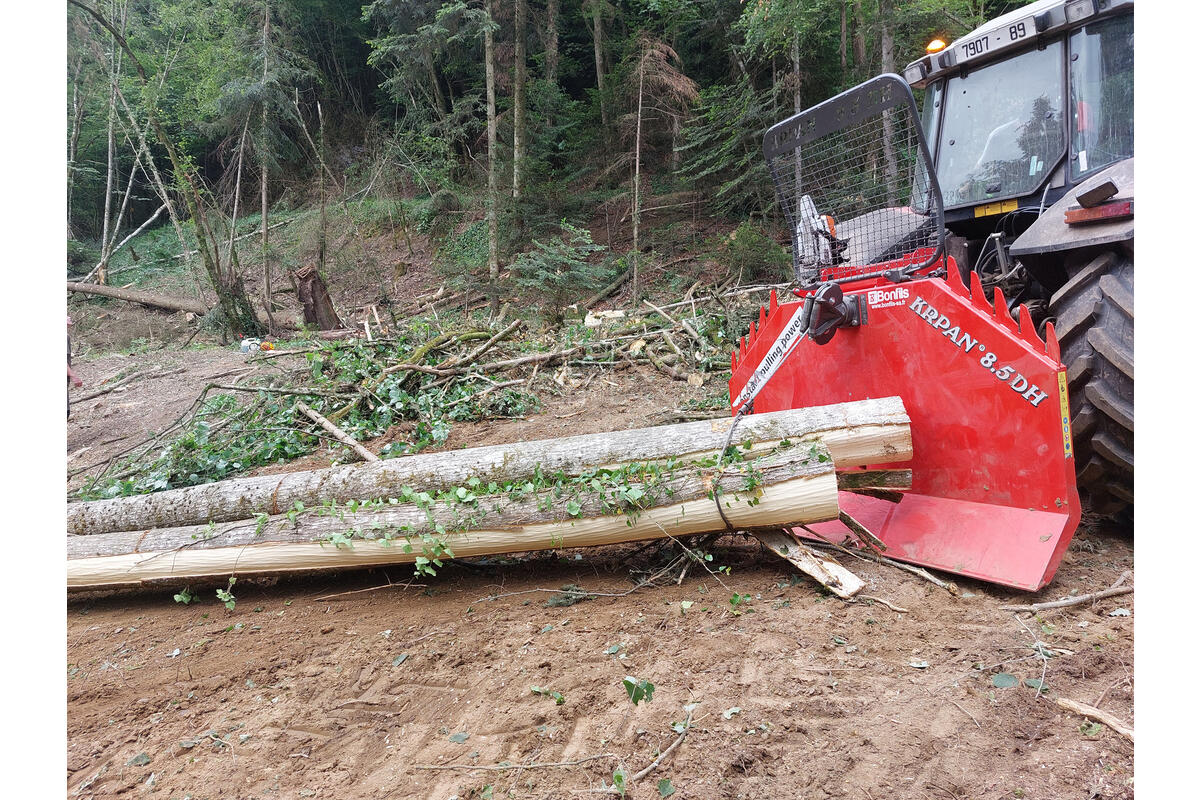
[{"x1": 764, "y1": 75, "x2": 944, "y2": 287}]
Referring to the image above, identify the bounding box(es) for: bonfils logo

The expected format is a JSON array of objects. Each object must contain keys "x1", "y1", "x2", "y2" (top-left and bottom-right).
[{"x1": 867, "y1": 287, "x2": 909, "y2": 307}]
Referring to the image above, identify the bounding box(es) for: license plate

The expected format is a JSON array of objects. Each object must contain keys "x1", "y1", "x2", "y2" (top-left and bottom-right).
[{"x1": 957, "y1": 15, "x2": 1036, "y2": 64}]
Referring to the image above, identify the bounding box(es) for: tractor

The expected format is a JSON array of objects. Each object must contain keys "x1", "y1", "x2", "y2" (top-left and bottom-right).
[{"x1": 728, "y1": 0, "x2": 1133, "y2": 589}]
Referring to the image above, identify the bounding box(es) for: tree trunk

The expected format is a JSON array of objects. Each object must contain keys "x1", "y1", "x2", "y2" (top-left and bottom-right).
[
  {"x1": 632, "y1": 52, "x2": 644, "y2": 303},
  {"x1": 67, "y1": 397, "x2": 910, "y2": 536},
  {"x1": 96, "y1": 1, "x2": 125, "y2": 285},
  {"x1": 66, "y1": 282, "x2": 210, "y2": 315},
  {"x1": 841, "y1": 1, "x2": 848, "y2": 73},
  {"x1": 545, "y1": 0, "x2": 560, "y2": 86},
  {"x1": 485, "y1": 0, "x2": 500, "y2": 316},
  {"x1": 880, "y1": 0, "x2": 898, "y2": 204},
  {"x1": 67, "y1": 445, "x2": 840, "y2": 591},
  {"x1": 590, "y1": 1, "x2": 608, "y2": 128},
  {"x1": 260, "y1": 1, "x2": 276, "y2": 333},
  {"x1": 227, "y1": 117, "x2": 250, "y2": 263},
  {"x1": 853, "y1": 0, "x2": 868, "y2": 71},
  {"x1": 511, "y1": 0, "x2": 527, "y2": 207},
  {"x1": 293, "y1": 264, "x2": 344, "y2": 330}
]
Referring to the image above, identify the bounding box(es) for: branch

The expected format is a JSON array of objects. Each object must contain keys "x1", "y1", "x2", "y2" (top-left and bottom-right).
[{"x1": 999, "y1": 572, "x2": 1133, "y2": 613}]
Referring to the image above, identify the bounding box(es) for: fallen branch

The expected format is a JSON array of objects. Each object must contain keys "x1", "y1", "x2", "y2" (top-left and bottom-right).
[
  {"x1": 294, "y1": 401, "x2": 378, "y2": 462},
  {"x1": 645, "y1": 347, "x2": 687, "y2": 381},
  {"x1": 755, "y1": 529, "x2": 863, "y2": 599},
  {"x1": 642, "y1": 299, "x2": 704, "y2": 347},
  {"x1": 630, "y1": 709, "x2": 692, "y2": 782},
  {"x1": 1055, "y1": 697, "x2": 1134, "y2": 742},
  {"x1": 999, "y1": 571, "x2": 1133, "y2": 613},
  {"x1": 803, "y1": 526, "x2": 960, "y2": 595},
  {"x1": 74, "y1": 366, "x2": 188, "y2": 402}
]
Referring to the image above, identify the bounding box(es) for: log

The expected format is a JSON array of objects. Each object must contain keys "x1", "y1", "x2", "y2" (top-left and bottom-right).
[
  {"x1": 67, "y1": 397, "x2": 911, "y2": 536},
  {"x1": 67, "y1": 446, "x2": 840, "y2": 590},
  {"x1": 67, "y1": 282, "x2": 210, "y2": 315}
]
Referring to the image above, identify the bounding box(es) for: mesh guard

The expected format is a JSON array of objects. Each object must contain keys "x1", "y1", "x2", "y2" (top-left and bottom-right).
[{"x1": 764, "y1": 74, "x2": 945, "y2": 287}]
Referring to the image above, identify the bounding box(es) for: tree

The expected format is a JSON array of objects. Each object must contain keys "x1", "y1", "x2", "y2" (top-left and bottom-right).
[
  {"x1": 619, "y1": 34, "x2": 698, "y2": 302},
  {"x1": 512, "y1": 221, "x2": 609, "y2": 325},
  {"x1": 70, "y1": 0, "x2": 264, "y2": 336}
]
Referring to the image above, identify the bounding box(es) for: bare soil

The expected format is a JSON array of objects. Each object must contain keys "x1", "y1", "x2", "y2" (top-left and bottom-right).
[{"x1": 66, "y1": 278, "x2": 1134, "y2": 799}]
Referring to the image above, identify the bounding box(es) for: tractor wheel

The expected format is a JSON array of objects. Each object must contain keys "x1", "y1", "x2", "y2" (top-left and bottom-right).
[{"x1": 1049, "y1": 249, "x2": 1134, "y2": 517}]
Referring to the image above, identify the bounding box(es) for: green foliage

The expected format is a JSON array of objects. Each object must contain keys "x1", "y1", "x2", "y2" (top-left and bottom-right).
[
  {"x1": 511, "y1": 221, "x2": 611, "y2": 324},
  {"x1": 435, "y1": 220, "x2": 490, "y2": 285},
  {"x1": 677, "y1": 80, "x2": 775, "y2": 216},
  {"x1": 216, "y1": 576, "x2": 237, "y2": 611},
  {"x1": 622, "y1": 676, "x2": 655, "y2": 705},
  {"x1": 705, "y1": 221, "x2": 790, "y2": 284},
  {"x1": 530, "y1": 685, "x2": 566, "y2": 705},
  {"x1": 173, "y1": 587, "x2": 197, "y2": 605},
  {"x1": 78, "y1": 328, "x2": 540, "y2": 500}
]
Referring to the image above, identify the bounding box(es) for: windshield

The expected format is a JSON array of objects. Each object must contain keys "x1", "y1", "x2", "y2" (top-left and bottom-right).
[
  {"x1": 936, "y1": 40, "x2": 1065, "y2": 208},
  {"x1": 1069, "y1": 15, "x2": 1133, "y2": 179}
]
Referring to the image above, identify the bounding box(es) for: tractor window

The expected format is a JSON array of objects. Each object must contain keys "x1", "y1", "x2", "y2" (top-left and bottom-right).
[
  {"x1": 936, "y1": 41, "x2": 1065, "y2": 209},
  {"x1": 1069, "y1": 15, "x2": 1133, "y2": 180}
]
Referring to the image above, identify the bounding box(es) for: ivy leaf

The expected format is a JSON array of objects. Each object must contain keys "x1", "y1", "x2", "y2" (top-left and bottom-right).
[
  {"x1": 657, "y1": 778, "x2": 676, "y2": 797},
  {"x1": 566, "y1": 500, "x2": 582, "y2": 517},
  {"x1": 992, "y1": 672, "x2": 1019, "y2": 688}
]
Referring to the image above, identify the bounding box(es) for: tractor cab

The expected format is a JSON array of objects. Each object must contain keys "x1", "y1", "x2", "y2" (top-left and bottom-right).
[{"x1": 904, "y1": 0, "x2": 1133, "y2": 259}]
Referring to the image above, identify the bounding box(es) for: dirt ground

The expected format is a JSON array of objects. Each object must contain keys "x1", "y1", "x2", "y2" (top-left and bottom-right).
[{"x1": 66, "y1": 324, "x2": 1135, "y2": 800}]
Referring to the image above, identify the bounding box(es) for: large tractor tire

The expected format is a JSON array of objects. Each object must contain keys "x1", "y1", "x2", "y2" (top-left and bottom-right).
[{"x1": 1049, "y1": 249, "x2": 1134, "y2": 517}]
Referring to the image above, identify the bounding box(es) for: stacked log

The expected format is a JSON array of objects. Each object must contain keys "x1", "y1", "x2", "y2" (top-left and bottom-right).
[{"x1": 66, "y1": 398, "x2": 912, "y2": 592}]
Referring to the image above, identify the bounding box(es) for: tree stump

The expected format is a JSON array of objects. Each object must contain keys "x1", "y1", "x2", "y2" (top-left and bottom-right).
[{"x1": 293, "y1": 265, "x2": 344, "y2": 330}]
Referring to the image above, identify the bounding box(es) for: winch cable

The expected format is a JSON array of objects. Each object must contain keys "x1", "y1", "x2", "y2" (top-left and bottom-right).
[{"x1": 712, "y1": 294, "x2": 814, "y2": 533}]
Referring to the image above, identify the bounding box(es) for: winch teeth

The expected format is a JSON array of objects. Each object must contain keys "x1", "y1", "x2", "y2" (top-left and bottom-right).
[{"x1": 969, "y1": 270, "x2": 989, "y2": 309}]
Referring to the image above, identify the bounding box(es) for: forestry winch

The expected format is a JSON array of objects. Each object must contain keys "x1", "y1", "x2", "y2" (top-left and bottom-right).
[{"x1": 729, "y1": 0, "x2": 1134, "y2": 590}]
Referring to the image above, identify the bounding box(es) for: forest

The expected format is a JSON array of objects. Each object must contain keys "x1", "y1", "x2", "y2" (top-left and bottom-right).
[{"x1": 66, "y1": 0, "x2": 1023, "y2": 333}]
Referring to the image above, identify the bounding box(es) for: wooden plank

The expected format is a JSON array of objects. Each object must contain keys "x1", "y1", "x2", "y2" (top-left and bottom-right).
[{"x1": 754, "y1": 529, "x2": 864, "y2": 599}]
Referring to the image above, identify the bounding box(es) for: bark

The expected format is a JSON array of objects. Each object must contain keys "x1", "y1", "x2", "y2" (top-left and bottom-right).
[
  {"x1": 879, "y1": 0, "x2": 898, "y2": 204},
  {"x1": 66, "y1": 282, "x2": 210, "y2": 315},
  {"x1": 293, "y1": 264, "x2": 344, "y2": 330},
  {"x1": 67, "y1": 397, "x2": 911, "y2": 536},
  {"x1": 260, "y1": 1, "x2": 276, "y2": 332},
  {"x1": 631, "y1": 52, "x2": 644, "y2": 303},
  {"x1": 485, "y1": 0, "x2": 500, "y2": 316},
  {"x1": 589, "y1": 1, "x2": 608, "y2": 128},
  {"x1": 544, "y1": 0, "x2": 560, "y2": 86},
  {"x1": 512, "y1": 0, "x2": 528, "y2": 205},
  {"x1": 841, "y1": 1, "x2": 848, "y2": 73},
  {"x1": 294, "y1": 401, "x2": 377, "y2": 462},
  {"x1": 853, "y1": 0, "x2": 868, "y2": 72},
  {"x1": 67, "y1": 446, "x2": 840, "y2": 590}
]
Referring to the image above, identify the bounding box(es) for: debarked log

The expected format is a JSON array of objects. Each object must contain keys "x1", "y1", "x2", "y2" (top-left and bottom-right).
[
  {"x1": 68, "y1": 397, "x2": 911, "y2": 536},
  {"x1": 67, "y1": 445, "x2": 840, "y2": 590}
]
